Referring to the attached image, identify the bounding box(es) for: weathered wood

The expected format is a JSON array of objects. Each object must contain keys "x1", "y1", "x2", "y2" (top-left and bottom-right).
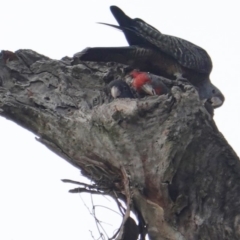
[{"x1": 0, "y1": 49, "x2": 240, "y2": 240}]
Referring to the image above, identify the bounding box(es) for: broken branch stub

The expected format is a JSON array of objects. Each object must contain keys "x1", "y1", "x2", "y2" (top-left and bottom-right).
[{"x1": 1, "y1": 50, "x2": 240, "y2": 240}]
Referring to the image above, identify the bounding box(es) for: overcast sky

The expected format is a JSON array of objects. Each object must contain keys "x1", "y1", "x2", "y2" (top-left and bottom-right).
[{"x1": 1, "y1": 0, "x2": 240, "y2": 239}]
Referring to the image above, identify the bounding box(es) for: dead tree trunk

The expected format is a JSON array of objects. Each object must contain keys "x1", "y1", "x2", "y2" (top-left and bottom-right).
[{"x1": 0, "y1": 50, "x2": 240, "y2": 240}]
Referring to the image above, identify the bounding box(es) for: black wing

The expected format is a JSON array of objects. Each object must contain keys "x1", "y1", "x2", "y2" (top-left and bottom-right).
[{"x1": 108, "y1": 5, "x2": 212, "y2": 74}]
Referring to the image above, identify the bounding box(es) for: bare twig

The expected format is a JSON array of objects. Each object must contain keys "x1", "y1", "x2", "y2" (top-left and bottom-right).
[
  {"x1": 68, "y1": 187, "x2": 105, "y2": 194},
  {"x1": 62, "y1": 179, "x2": 109, "y2": 191},
  {"x1": 94, "y1": 205, "x2": 122, "y2": 217},
  {"x1": 91, "y1": 195, "x2": 109, "y2": 240},
  {"x1": 112, "y1": 192, "x2": 126, "y2": 216},
  {"x1": 109, "y1": 166, "x2": 132, "y2": 240}
]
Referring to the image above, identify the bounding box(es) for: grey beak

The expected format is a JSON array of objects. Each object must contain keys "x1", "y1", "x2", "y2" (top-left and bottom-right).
[
  {"x1": 111, "y1": 86, "x2": 121, "y2": 98},
  {"x1": 141, "y1": 83, "x2": 156, "y2": 96}
]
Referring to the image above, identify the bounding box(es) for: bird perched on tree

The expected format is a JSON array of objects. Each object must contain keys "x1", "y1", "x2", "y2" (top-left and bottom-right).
[
  {"x1": 76, "y1": 6, "x2": 224, "y2": 108},
  {"x1": 105, "y1": 79, "x2": 134, "y2": 99}
]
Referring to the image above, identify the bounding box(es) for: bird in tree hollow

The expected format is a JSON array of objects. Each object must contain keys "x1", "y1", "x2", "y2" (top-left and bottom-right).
[
  {"x1": 105, "y1": 79, "x2": 134, "y2": 99},
  {"x1": 130, "y1": 70, "x2": 170, "y2": 96},
  {"x1": 76, "y1": 5, "x2": 224, "y2": 108}
]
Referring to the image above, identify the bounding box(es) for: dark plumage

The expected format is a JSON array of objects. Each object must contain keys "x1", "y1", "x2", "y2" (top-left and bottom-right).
[
  {"x1": 76, "y1": 6, "x2": 224, "y2": 108},
  {"x1": 105, "y1": 6, "x2": 212, "y2": 75},
  {"x1": 106, "y1": 79, "x2": 134, "y2": 99}
]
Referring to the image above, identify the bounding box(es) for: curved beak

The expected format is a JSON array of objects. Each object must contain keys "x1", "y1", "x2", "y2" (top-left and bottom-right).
[
  {"x1": 141, "y1": 83, "x2": 156, "y2": 96},
  {"x1": 209, "y1": 95, "x2": 225, "y2": 108},
  {"x1": 111, "y1": 86, "x2": 121, "y2": 98}
]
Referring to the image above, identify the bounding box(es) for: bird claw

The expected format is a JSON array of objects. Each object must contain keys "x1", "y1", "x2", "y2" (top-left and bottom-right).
[
  {"x1": 174, "y1": 73, "x2": 189, "y2": 83},
  {"x1": 175, "y1": 76, "x2": 191, "y2": 87},
  {"x1": 176, "y1": 77, "x2": 188, "y2": 82}
]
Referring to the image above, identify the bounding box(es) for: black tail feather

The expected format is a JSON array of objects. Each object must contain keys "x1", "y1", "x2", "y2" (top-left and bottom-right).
[
  {"x1": 109, "y1": 6, "x2": 147, "y2": 46},
  {"x1": 110, "y1": 6, "x2": 132, "y2": 27},
  {"x1": 97, "y1": 22, "x2": 124, "y2": 33},
  {"x1": 97, "y1": 22, "x2": 150, "y2": 48}
]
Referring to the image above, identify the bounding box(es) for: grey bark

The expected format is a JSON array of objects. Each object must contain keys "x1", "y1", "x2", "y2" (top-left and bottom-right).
[{"x1": 0, "y1": 49, "x2": 240, "y2": 240}]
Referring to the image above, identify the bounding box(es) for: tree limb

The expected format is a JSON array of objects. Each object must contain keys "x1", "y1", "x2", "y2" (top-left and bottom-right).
[{"x1": 1, "y1": 49, "x2": 240, "y2": 240}]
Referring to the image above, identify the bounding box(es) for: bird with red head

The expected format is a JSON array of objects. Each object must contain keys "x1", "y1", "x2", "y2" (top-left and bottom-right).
[{"x1": 130, "y1": 70, "x2": 170, "y2": 96}]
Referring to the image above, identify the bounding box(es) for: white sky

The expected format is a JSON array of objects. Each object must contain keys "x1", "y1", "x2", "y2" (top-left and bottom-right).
[{"x1": 1, "y1": 0, "x2": 240, "y2": 239}]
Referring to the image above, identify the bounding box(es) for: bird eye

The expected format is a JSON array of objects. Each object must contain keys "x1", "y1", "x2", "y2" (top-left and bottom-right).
[{"x1": 212, "y1": 89, "x2": 216, "y2": 94}]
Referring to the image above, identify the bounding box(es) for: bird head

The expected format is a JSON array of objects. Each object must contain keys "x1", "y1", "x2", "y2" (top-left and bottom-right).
[
  {"x1": 107, "y1": 80, "x2": 134, "y2": 99},
  {"x1": 197, "y1": 81, "x2": 225, "y2": 108},
  {"x1": 131, "y1": 71, "x2": 156, "y2": 95}
]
